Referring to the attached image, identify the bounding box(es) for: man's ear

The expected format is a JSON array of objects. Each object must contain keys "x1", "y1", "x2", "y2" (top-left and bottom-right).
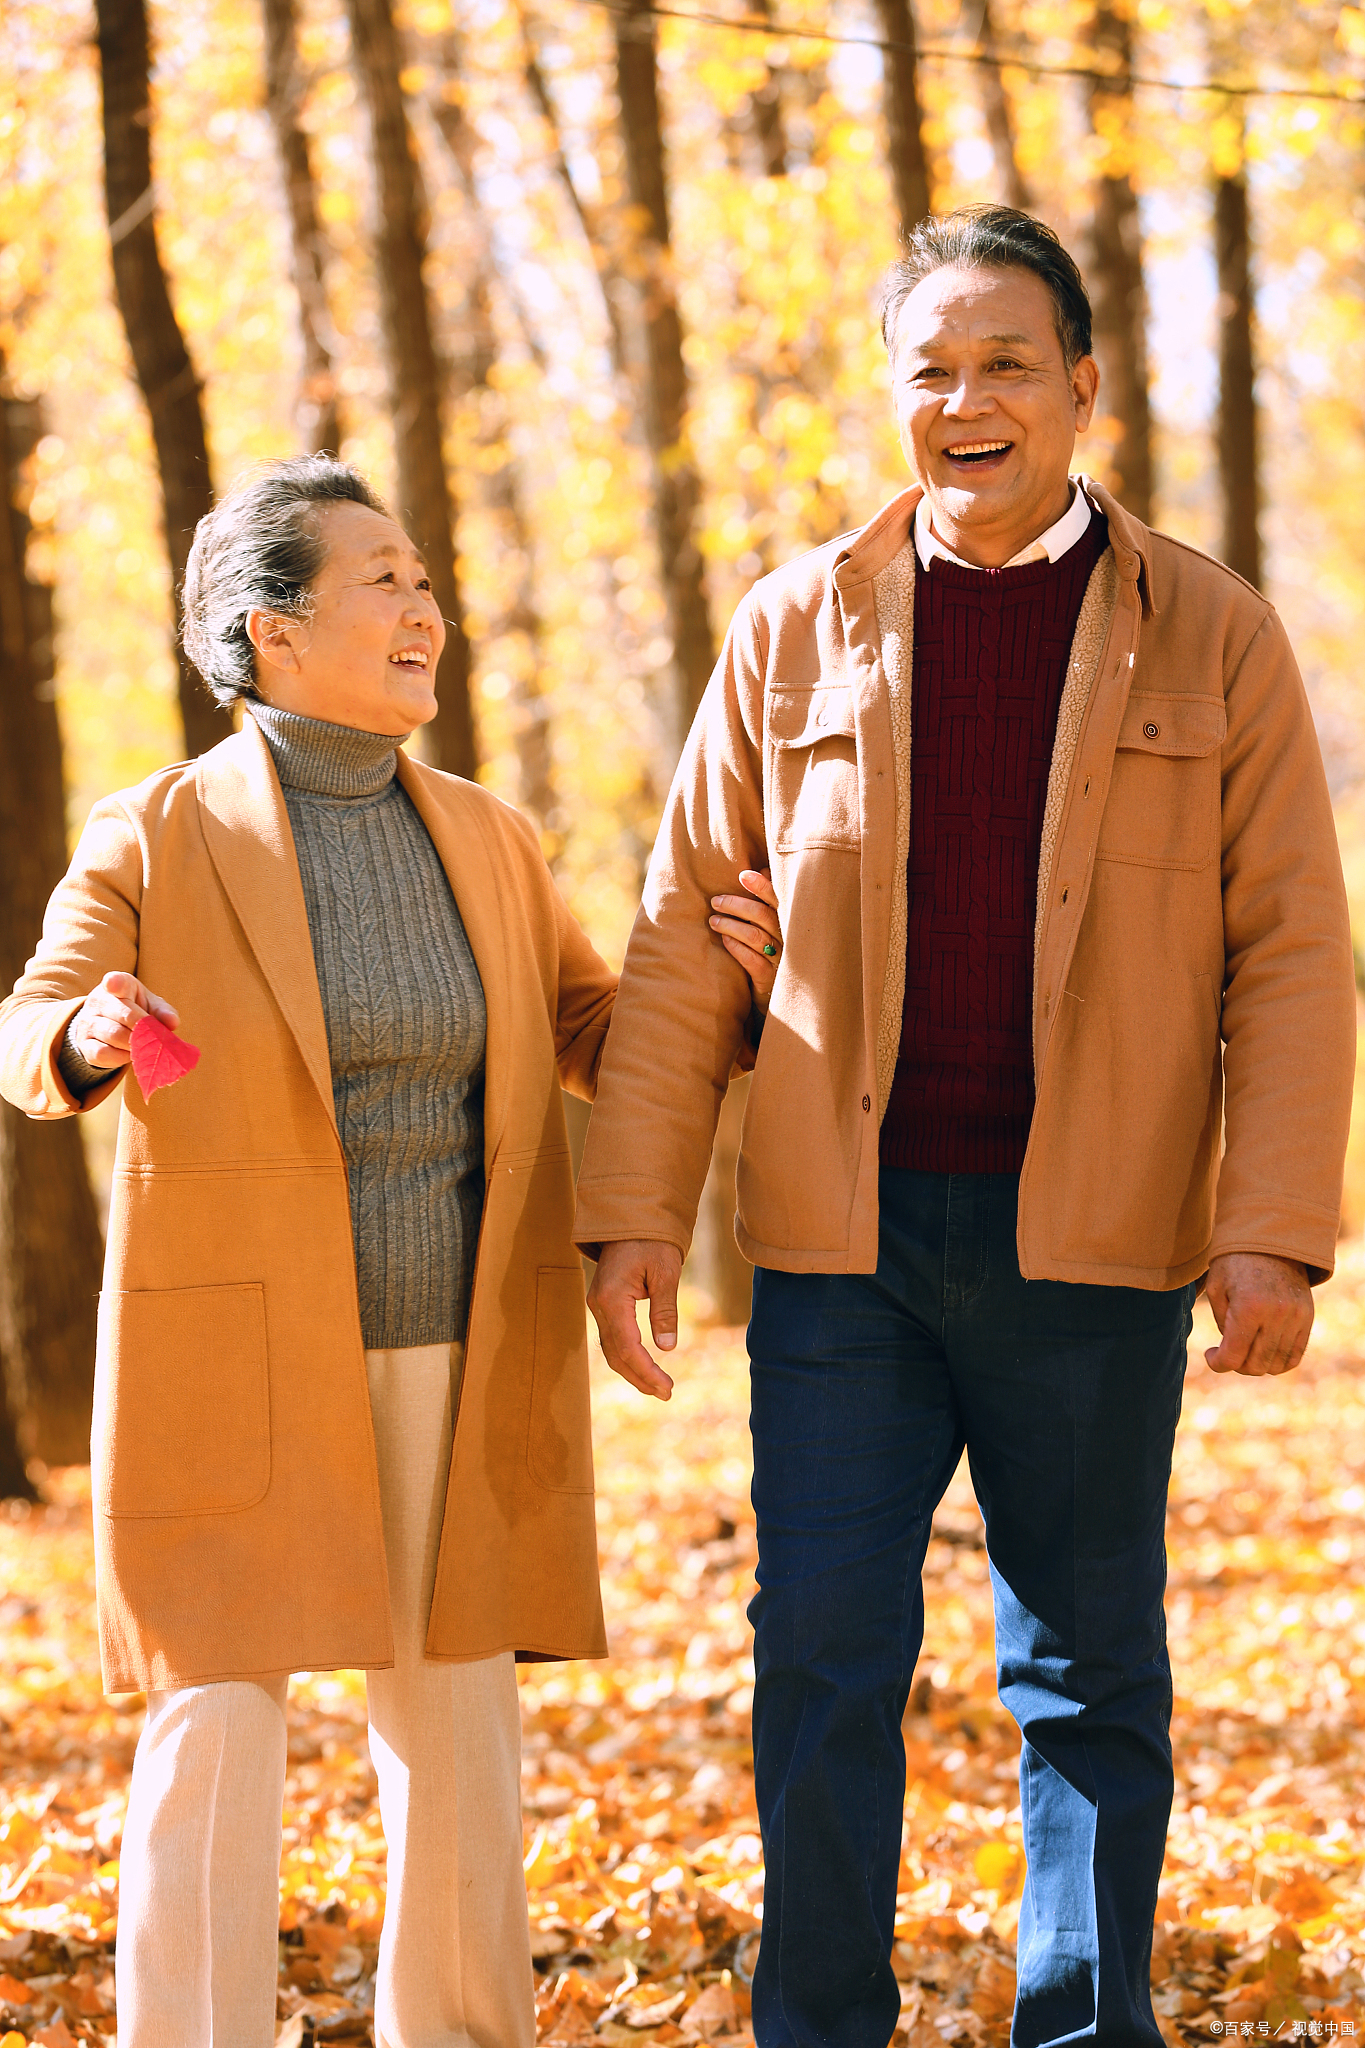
[
  {"x1": 246, "y1": 608, "x2": 305, "y2": 678},
  {"x1": 1072, "y1": 354, "x2": 1100, "y2": 434}
]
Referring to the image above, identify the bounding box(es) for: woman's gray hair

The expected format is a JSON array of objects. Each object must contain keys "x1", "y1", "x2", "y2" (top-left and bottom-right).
[{"x1": 182, "y1": 456, "x2": 389, "y2": 705}]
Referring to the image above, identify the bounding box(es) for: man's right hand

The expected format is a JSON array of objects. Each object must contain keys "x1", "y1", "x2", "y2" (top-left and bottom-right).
[
  {"x1": 69, "y1": 971, "x2": 179, "y2": 1071},
  {"x1": 587, "y1": 1240, "x2": 683, "y2": 1401}
]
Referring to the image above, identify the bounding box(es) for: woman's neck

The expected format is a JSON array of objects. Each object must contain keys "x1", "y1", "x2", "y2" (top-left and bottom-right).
[{"x1": 249, "y1": 700, "x2": 406, "y2": 799}]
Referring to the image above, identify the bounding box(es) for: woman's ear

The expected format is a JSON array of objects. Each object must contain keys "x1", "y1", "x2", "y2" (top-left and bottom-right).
[{"x1": 246, "y1": 608, "x2": 305, "y2": 678}]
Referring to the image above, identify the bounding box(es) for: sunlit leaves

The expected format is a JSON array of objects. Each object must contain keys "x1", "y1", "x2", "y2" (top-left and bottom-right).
[{"x1": 4, "y1": 0, "x2": 1365, "y2": 956}]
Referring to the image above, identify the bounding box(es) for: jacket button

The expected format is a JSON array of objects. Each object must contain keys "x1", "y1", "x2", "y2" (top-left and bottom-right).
[
  {"x1": 1143, "y1": 721, "x2": 1159, "y2": 738},
  {"x1": 862, "y1": 1094, "x2": 871, "y2": 1112}
]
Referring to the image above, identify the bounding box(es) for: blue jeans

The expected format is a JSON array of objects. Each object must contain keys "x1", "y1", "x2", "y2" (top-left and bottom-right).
[{"x1": 747, "y1": 1170, "x2": 1194, "y2": 2048}]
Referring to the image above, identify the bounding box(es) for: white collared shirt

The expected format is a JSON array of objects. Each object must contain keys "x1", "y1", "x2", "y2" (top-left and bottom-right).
[{"x1": 914, "y1": 480, "x2": 1093, "y2": 573}]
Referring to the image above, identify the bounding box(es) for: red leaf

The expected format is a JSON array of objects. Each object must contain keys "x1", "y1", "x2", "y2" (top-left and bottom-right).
[{"x1": 129, "y1": 1013, "x2": 200, "y2": 1098}]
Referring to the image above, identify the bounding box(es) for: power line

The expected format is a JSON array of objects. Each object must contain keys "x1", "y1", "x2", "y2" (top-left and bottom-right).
[{"x1": 574, "y1": 0, "x2": 1365, "y2": 105}]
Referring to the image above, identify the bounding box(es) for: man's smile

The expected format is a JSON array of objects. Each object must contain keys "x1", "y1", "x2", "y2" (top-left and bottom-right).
[{"x1": 941, "y1": 438, "x2": 1014, "y2": 470}]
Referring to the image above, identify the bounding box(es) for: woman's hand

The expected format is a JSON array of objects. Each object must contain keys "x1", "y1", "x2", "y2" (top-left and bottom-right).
[
  {"x1": 69, "y1": 972, "x2": 180, "y2": 1071},
  {"x1": 710, "y1": 869, "x2": 781, "y2": 1012}
]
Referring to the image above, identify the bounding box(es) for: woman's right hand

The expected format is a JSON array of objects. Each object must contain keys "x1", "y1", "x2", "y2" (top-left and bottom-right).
[
  {"x1": 69, "y1": 972, "x2": 180, "y2": 1071},
  {"x1": 709, "y1": 869, "x2": 782, "y2": 1013}
]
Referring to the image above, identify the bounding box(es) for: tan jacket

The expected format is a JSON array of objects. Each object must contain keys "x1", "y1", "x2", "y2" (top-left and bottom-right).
[
  {"x1": 0, "y1": 719, "x2": 616, "y2": 1690},
  {"x1": 575, "y1": 482, "x2": 1356, "y2": 1290}
]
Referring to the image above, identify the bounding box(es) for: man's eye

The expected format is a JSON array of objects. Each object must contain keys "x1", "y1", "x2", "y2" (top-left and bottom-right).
[{"x1": 418, "y1": 578, "x2": 433, "y2": 593}]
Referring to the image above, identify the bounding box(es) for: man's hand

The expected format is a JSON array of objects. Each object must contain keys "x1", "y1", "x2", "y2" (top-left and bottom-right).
[
  {"x1": 69, "y1": 971, "x2": 180, "y2": 1071},
  {"x1": 1204, "y1": 1252, "x2": 1313, "y2": 1376},
  {"x1": 587, "y1": 1240, "x2": 683, "y2": 1401}
]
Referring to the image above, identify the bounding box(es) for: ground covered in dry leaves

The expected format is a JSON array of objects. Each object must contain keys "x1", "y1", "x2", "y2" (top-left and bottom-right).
[{"x1": 3, "y1": 1265, "x2": 1365, "y2": 2045}]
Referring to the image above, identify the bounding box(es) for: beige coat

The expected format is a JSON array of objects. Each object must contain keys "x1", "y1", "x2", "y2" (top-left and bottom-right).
[
  {"x1": 0, "y1": 719, "x2": 616, "y2": 1690},
  {"x1": 575, "y1": 483, "x2": 1356, "y2": 1290}
]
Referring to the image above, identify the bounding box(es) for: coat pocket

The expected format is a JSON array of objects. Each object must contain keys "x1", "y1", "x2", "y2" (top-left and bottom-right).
[
  {"x1": 94, "y1": 1283, "x2": 271, "y2": 1518},
  {"x1": 1098, "y1": 694, "x2": 1227, "y2": 871},
  {"x1": 526, "y1": 1266, "x2": 594, "y2": 1495},
  {"x1": 767, "y1": 685, "x2": 861, "y2": 852}
]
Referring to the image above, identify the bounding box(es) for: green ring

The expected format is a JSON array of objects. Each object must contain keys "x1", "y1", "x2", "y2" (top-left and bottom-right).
[{"x1": 763, "y1": 941, "x2": 778, "y2": 958}]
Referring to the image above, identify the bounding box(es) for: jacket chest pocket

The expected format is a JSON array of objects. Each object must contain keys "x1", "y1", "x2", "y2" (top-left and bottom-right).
[
  {"x1": 1098, "y1": 694, "x2": 1226, "y2": 871},
  {"x1": 767, "y1": 685, "x2": 860, "y2": 853}
]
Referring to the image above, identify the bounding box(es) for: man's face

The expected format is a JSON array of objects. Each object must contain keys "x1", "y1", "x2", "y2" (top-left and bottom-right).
[{"x1": 890, "y1": 263, "x2": 1099, "y2": 564}]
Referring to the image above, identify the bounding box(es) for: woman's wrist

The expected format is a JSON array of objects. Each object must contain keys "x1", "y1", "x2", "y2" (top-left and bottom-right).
[{"x1": 56, "y1": 1019, "x2": 114, "y2": 1097}]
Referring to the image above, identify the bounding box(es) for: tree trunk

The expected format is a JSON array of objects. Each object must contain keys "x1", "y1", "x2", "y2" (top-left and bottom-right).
[
  {"x1": 614, "y1": 0, "x2": 715, "y2": 739},
  {"x1": 0, "y1": 1403, "x2": 35, "y2": 1502},
  {"x1": 748, "y1": 0, "x2": 789, "y2": 178},
  {"x1": 344, "y1": 0, "x2": 476, "y2": 781},
  {"x1": 974, "y1": 0, "x2": 1030, "y2": 211},
  {"x1": 0, "y1": 382, "x2": 102, "y2": 1472},
  {"x1": 261, "y1": 0, "x2": 344, "y2": 455},
  {"x1": 1214, "y1": 162, "x2": 1261, "y2": 588},
  {"x1": 519, "y1": 11, "x2": 630, "y2": 384},
  {"x1": 613, "y1": 1, "x2": 749, "y2": 1319},
  {"x1": 1083, "y1": 0, "x2": 1153, "y2": 525},
  {"x1": 94, "y1": 0, "x2": 228, "y2": 761},
  {"x1": 424, "y1": 37, "x2": 556, "y2": 843},
  {"x1": 871, "y1": 0, "x2": 932, "y2": 240}
]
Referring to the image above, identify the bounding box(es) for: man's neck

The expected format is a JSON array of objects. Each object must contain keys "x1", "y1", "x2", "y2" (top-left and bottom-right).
[{"x1": 925, "y1": 479, "x2": 1077, "y2": 569}]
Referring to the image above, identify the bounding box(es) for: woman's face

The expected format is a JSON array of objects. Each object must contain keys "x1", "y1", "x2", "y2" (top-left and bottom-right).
[{"x1": 248, "y1": 501, "x2": 446, "y2": 735}]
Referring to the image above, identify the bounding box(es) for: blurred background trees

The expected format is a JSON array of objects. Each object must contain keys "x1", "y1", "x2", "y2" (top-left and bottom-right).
[
  {"x1": 0, "y1": 374, "x2": 103, "y2": 1487},
  {"x1": 93, "y1": 0, "x2": 229, "y2": 758},
  {"x1": 3, "y1": 0, "x2": 1365, "y2": 1445}
]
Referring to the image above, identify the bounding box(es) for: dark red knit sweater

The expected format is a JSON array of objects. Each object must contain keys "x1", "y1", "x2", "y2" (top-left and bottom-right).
[{"x1": 880, "y1": 515, "x2": 1109, "y2": 1175}]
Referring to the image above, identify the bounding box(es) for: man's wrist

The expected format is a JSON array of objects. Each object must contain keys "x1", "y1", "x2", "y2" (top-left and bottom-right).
[{"x1": 1208, "y1": 1251, "x2": 1309, "y2": 1276}]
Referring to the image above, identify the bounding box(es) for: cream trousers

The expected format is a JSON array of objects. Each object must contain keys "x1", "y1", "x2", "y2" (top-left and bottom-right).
[{"x1": 114, "y1": 1343, "x2": 536, "y2": 2048}]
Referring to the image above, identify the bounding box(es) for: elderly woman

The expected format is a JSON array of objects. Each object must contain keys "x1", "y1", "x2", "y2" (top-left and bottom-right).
[{"x1": 0, "y1": 456, "x2": 779, "y2": 2048}]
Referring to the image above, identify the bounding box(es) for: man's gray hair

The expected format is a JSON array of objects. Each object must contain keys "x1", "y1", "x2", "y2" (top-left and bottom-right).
[
  {"x1": 182, "y1": 455, "x2": 389, "y2": 705},
  {"x1": 880, "y1": 205, "x2": 1094, "y2": 371}
]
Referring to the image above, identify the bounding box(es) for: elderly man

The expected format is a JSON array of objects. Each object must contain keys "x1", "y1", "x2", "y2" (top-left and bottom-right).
[{"x1": 575, "y1": 206, "x2": 1355, "y2": 2048}]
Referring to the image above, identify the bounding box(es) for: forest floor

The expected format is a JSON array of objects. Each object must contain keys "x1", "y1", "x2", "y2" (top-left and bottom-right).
[{"x1": 2, "y1": 1268, "x2": 1365, "y2": 2046}]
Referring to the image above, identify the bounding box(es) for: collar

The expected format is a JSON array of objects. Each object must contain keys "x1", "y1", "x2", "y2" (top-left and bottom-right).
[
  {"x1": 914, "y1": 480, "x2": 1092, "y2": 573},
  {"x1": 831, "y1": 475, "x2": 1154, "y2": 616},
  {"x1": 247, "y1": 702, "x2": 406, "y2": 799}
]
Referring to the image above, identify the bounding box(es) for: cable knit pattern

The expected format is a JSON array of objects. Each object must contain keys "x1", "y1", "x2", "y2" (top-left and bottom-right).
[
  {"x1": 251, "y1": 703, "x2": 486, "y2": 1351},
  {"x1": 880, "y1": 518, "x2": 1109, "y2": 1174}
]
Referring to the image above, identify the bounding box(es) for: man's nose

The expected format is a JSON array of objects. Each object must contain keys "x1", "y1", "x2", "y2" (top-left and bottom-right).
[{"x1": 942, "y1": 376, "x2": 990, "y2": 415}]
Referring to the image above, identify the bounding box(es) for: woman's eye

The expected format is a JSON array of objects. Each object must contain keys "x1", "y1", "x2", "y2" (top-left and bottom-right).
[{"x1": 418, "y1": 578, "x2": 432, "y2": 593}]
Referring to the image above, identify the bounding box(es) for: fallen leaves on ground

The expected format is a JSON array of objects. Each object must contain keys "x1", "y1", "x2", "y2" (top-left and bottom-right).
[{"x1": 4, "y1": 1266, "x2": 1365, "y2": 2040}]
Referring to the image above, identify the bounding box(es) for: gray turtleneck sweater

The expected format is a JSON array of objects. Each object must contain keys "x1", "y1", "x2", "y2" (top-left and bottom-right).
[{"x1": 62, "y1": 704, "x2": 487, "y2": 1351}]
